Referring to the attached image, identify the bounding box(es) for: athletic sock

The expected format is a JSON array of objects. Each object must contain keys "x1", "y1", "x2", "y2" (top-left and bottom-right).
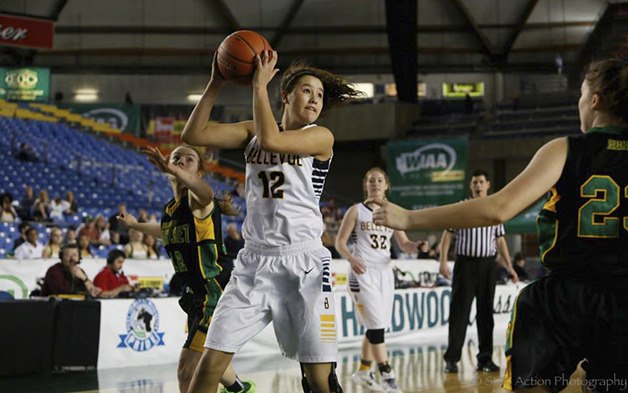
[
  {"x1": 225, "y1": 376, "x2": 245, "y2": 392},
  {"x1": 378, "y1": 362, "x2": 392, "y2": 374},
  {"x1": 359, "y1": 359, "x2": 372, "y2": 371}
]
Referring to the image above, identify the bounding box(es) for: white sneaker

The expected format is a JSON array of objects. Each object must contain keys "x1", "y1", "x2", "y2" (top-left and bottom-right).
[
  {"x1": 381, "y1": 371, "x2": 402, "y2": 393},
  {"x1": 352, "y1": 370, "x2": 383, "y2": 391}
]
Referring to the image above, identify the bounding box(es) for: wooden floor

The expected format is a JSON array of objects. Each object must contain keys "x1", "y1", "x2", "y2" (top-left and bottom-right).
[{"x1": 0, "y1": 337, "x2": 585, "y2": 393}]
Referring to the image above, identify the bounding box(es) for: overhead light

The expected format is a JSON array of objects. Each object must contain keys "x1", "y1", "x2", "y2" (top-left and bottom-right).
[
  {"x1": 74, "y1": 89, "x2": 98, "y2": 102},
  {"x1": 187, "y1": 93, "x2": 203, "y2": 101},
  {"x1": 351, "y1": 83, "x2": 374, "y2": 99}
]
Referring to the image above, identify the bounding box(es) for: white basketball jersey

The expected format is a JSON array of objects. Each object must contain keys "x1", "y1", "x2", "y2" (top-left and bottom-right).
[
  {"x1": 351, "y1": 203, "x2": 394, "y2": 268},
  {"x1": 242, "y1": 125, "x2": 331, "y2": 247}
]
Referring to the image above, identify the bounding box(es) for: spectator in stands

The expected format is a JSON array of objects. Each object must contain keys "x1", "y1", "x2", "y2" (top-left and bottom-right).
[
  {"x1": 64, "y1": 191, "x2": 78, "y2": 215},
  {"x1": 17, "y1": 185, "x2": 35, "y2": 221},
  {"x1": 77, "y1": 233, "x2": 94, "y2": 258},
  {"x1": 143, "y1": 234, "x2": 160, "y2": 259},
  {"x1": 320, "y1": 198, "x2": 343, "y2": 231},
  {"x1": 124, "y1": 228, "x2": 149, "y2": 259},
  {"x1": 12, "y1": 222, "x2": 30, "y2": 251},
  {"x1": 48, "y1": 196, "x2": 70, "y2": 222},
  {"x1": 109, "y1": 230, "x2": 122, "y2": 246},
  {"x1": 147, "y1": 212, "x2": 159, "y2": 224},
  {"x1": 223, "y1": 223, "x2": 244, "y2": 263},
  {"x1": 32, "y1": 190, "x2": 50, "y2": 222},
  {"x1": 93, "y1": 249, "x2": 138, "y2": 298},
  {"x1": 94, "y1": 215, "x2": 111, "y2": 246},
  {"x1": 42, "y1": 227, "x2": 63, "y2": 258},
  {"x1": 64, "y1": 225, "x2": 77, "y2": 245},
  {"x1": 16, "y1": 142, "x2": 38, "y2": 162},
  {"x1": 40, "y1": 243, "x2": 101, "y2": 297},
  {"x1": 137, "y1": 209, "x2": 149, "y2": 223},
  {"x1": 109, "y1": 203, "x2": 129, "y2": 244},
  {"x1": 78, "y1": 215, "x2": 101, "y2": 245},
  {"x1": 14, "y1": 227, "x2": 44, "y2": 259},
  {"x1": 0, "y1": 193, "x2": 18, "y2": 222}
]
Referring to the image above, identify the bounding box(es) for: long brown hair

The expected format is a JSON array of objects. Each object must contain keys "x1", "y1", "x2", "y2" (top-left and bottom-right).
[
  {"x1": 280, "y1": 61, "x2": 363, "y2": 115},
  {"x1": 584, "y1": 59, "x2": 628, "y2": 122}
]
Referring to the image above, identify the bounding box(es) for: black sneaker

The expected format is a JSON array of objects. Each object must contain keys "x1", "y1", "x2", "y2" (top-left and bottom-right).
[
  {"x1": 444, "y1": 361, "x2": 458, "y2": 373},
  {"x1": 477, "y1": 360, "x2": 500, "y2": 372}
]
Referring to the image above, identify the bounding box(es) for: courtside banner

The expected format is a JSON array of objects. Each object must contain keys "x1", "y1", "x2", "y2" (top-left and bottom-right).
[
  {"x1": 0, "y1": 258, "x2": 174, "y2": 299},
  {"x1": 387, "y1": 137, "x2": 469, "y2": 209},
  {"x1": 58, "y1": 103, "x2": 140, "y2": 134},
  {"x1": 97, "y1": 298, "x2": 187, "y2": 369},
  {"x1": 0, "y1": 14, "x2": 53, "y2": 49}
]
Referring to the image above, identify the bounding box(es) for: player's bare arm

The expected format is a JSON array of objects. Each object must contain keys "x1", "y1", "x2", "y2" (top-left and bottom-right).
[
  {"x1": 181, "y1": 54, "x2": 253, "y2": 149},
  {"x1": 335, "y1": 205, "x2": 367, "y2": 275},
  {"x1": 371, "y1": 137, "x2": 567, "y2": 230}
]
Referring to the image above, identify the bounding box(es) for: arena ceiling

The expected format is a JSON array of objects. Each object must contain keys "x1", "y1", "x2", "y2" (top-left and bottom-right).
[{"x1": 0, "y1": 0, "x2": 625, "y2": 76}]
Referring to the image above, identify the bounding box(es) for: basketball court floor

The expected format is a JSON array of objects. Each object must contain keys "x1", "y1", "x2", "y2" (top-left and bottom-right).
[{"x1": 0, "y1": 333, "x2": 585, "y2": 393}]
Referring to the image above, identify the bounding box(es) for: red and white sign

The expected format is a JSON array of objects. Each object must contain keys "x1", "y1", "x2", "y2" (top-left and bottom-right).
[{"x1": 0, "y1": 14, "x2": 54, "y2": 49}]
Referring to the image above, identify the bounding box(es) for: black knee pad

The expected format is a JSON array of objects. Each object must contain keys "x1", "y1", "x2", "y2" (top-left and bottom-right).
[
  {"x1": 366, "y1": 329, "x2": 385, "y2": 344},
  {"x1": 328, "y1": 362, "x2": 343, "y2": 393},
  {"x1": 300, "y1": 362, "x2": 344, "y2": 393}
]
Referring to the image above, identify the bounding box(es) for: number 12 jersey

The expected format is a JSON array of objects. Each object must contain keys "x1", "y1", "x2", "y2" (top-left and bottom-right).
[{"x1": 242, "y1": 126, "x2": 331, "y2": 247}]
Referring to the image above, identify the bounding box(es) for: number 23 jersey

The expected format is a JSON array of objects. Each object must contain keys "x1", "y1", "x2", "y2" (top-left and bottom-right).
[
  {"x1": 242, "y1": 126, "x2": 330, "y2": 247},
  {"x1": 538, "y1": 126, "x2": 627, "y2": 283}
]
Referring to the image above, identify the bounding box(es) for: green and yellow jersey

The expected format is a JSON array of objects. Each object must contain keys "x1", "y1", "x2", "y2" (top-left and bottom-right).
[
  {"x1": 537, "y1": 126, "x2": 627, "y2": 286},
  {"x1": 161, "y1": 196, "x2": 231, "y2": 315}
]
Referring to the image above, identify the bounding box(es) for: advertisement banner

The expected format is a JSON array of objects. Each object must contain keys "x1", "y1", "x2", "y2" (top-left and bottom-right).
[
  {"x1": 97, "y1": 298, "x2": 187, "y2": 369},
  {"x1": 58, "y1": 103, "x2": 140, "y2": 134},
  {"x1": 387, "y1": 137, "x2": 469, "y2": 209},
  {"x1": 0, "y1": 258, "x2": 174, "y2": 299},
  {"x1": 0, "y1": 14, "x2": 54, "y2": 49},
  {"x1": 0, "y1": 67, "x2": 50, "y2": 102}
]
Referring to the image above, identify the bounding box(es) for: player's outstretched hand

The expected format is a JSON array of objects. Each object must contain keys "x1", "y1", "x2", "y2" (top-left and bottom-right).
[
  {"x1": 366, "y1": 198, "x2": 411, "y2": 230},
  {"x1": 142, "y1": 146, "x2": 176, "y2": 175},
  {"x1": 117, "y1": 212, "x2": 138, "y2": 228}
]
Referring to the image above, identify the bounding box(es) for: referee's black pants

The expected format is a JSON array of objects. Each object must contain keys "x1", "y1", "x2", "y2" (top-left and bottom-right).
[{"x1": 444, "y1": 255, "x2": 497, "y2": 364}]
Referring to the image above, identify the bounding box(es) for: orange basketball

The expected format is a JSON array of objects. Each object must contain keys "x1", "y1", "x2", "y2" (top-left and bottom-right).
[{"x1": 217, "y1": 30, "x2": 272, "y2": 86}]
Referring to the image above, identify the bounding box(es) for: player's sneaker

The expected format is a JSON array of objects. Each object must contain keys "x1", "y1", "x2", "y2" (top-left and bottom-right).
[
  {"x1": 381, "y1": 370, "x2": 402, "y2": 393},
  {"x1": 352, "y1": 370, "x2": 383, "y2": 391},
  {"x1": 219, "y1": 380, "x2": 256, "y2": 393}
]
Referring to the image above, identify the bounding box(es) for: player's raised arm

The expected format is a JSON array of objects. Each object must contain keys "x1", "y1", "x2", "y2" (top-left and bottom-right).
[{"x1": 181, "y1": 53, "x2": 254, "y2": 149}]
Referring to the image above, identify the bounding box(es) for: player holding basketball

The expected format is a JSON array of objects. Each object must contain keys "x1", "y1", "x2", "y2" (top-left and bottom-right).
[
  {"x1": 368, "y1": 59, "x2": 627, "y2": 392},
  {"x1": 335, "y1": 167, "x2": 421, "y2": 393},
  {"x1": 117, "y1": 144, "x2": 254, "y2": 393},
  {"x1": 182, "y1": 48, "x2": 360, "y2": 393}
]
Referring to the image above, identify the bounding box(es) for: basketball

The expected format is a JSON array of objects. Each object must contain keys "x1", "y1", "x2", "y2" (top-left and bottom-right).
[{"x1": 216, "y1": 30, "x2": 272, "y2": 85}]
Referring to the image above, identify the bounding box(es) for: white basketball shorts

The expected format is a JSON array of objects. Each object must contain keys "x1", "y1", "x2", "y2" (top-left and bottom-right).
[
  {"x1": 205, "y1": 238, "x2": 338, "y2": 363},
  {"x1": 347, "y1": 265, "x2": 394, "y2": 330}
]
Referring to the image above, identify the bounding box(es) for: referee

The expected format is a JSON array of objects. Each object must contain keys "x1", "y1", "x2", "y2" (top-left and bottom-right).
[{"x1": 439, "y1": 169, "x2": 518, "y2": 373}]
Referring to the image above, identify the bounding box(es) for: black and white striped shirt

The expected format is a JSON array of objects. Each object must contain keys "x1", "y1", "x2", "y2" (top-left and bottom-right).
[{"x1": 448, "y1": 224, "x2": 505, "y2": 258}]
